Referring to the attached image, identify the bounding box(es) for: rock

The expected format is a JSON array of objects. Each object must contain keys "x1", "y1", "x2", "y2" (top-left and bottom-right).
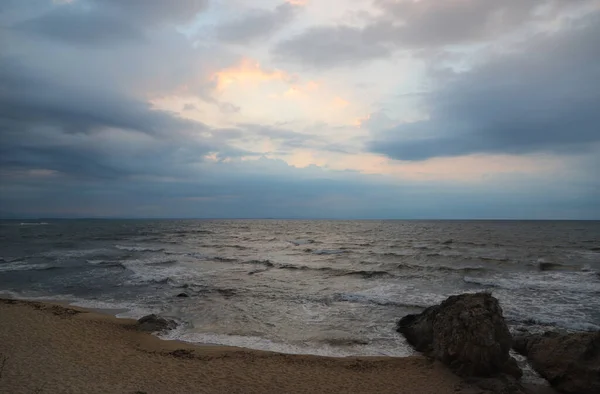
[
  {"x1": 137, "y1": 314, "x2": 177, "y2": 332},
  {"x1": 513, "y1": 331, "x2": 600, "y2": 394},
  {"x1": 464, "y1": 375, "x2": 529, "y2": 394},
  {"x1": 397, "y1": 293, "x2": 521, "y2": 379},
  {"x1": 176, "y1": 292, "x2": 189, "y2": 298}
]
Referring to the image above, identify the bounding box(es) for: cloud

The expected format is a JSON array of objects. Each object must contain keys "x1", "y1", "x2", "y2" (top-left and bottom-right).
[
  {"x1": 16, "y1": 5, "x2": 142, "y2": 45},
  {"x1": 1, "y1": 0, "x2": 599, "y2": 219},
  {"x1": 369, "y1": 13, "x2": 600, "y2": 160},
  {"x1": 99, "y1": 0, "x2": 209, "y2": 25},
  {"x1": 14, "y1": 0, "x2": 209, "y2": 45},
  {"x1": 273, "y1": 25, "x2": 393, "y2": 67},
  {"x1": 0, "y1": 56, "x2": 252, "y2": 182},
  {"x1": 237, "y1": 123, "x2": 322, "y2": 150},
  {"x1": 216, "y1": 2, "x2": 303, "y2": 44},
  {"x1": 273, "y1": 0, "x2": 596, "y2": 67},
  {"x1": 213, "y1": 58, "x2": 290, "y2": 90}
]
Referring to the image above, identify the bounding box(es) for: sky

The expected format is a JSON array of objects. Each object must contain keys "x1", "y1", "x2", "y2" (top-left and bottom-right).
[{"x1": 0, "y1": 0, "x2": 599, "y2": 219}]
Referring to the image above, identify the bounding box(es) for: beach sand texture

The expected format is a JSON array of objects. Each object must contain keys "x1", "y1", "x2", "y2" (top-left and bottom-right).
[{"x1": 0, "y1": 298, "x2": 484, "y2": 394}]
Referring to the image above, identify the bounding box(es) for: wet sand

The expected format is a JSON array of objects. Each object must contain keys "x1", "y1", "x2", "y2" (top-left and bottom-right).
[{"x1": 0, "y1": 298, "x2": 543, "y2": 394}]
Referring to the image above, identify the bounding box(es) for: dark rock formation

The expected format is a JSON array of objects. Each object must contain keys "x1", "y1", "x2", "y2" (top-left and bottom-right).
[
  {"x1": 513, "y1": 331, "x2": 600, "y2": 394},
  {"x1": 137, "y1": 314, "x2": 177, "y2": 332},
  {"x1": 397, "y1": 293, "x2": 521, "y2": 379}
]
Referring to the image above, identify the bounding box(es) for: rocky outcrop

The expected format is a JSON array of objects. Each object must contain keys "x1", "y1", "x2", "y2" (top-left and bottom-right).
[
  {"x1": 137, "y1": 314, "x2": 177, "y2": 332},
  {"x1": 397, "y1": 293, "x2": 521, "y2": 379},
  {"x1": 513, "y1": 331, "x2": 600, "y2": 394}
]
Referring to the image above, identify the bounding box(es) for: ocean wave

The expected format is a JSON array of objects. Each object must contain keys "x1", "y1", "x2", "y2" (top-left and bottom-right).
[
  {"x1": 337, "y1": 270, "x2": 394, "y2": 279},
  {"x1": 115, "y1": 245, "x2": 165, "y2": 252},
  {"x1": 245, "y1": 259, "x2": 275, "y2": 268},
  {"x1": 19, "y1": 222, "x2": 49, "y2": 226},
  {"x1": 163, "y1": 251, "x2": 206, "y2": 259},
  {"x1": 312, "y1": 249, "x2": 346, "y2": 255},
  {"x1": 86, "y1": 259, "x2": 127, "y2": 269},
  {"x1": 272, "y1": 263, "x2": 394, "y2": 279},
  {"x1": 333, "y1": 284, "x2": 448, "y2": 308},
  {"x1": 289, "y1": 239, "x2": 318, "y2": 246},
  {"x1": 43, "y1": 248, "x2": 113, "y2": 259},
  {"x1": 171, "y1": 229, "x2": 214, "y2": 235},
  {"x1": 511, "y1": 317, "x2": 600, "y2": 332},
  {"x1": 536, "y1": 261, "x2": 578, "y2": 271},
  {"x1": 0, "y1": 262, "x2": 60, "y2": 272},
  {"x1": 319, "y1": 337, "x2": 369, "y2": 346},
  {"x1": 213, "y1": 257, "x2": 239, "y2": 263},
  {"x1": 199, "y1": 244, "x2": 248, "y2": 250},
  {"x1": 0, "y1": 292, "x2": 152, "y2": 319},
  {"x1": 121, "y1": 258, "x2": 193, "y2": 285},
  {"x1": 171, "y1": 283, "x2": 239, "y2": 298},
  {"x1": 463, "y1": 271, "x2": 600, "y2": 294},
  {"x1": 379, "y1": 252, "x2": 414, "y2": 257},
  {"x1": 68, "y1": 299, "x2": 154, "y2": 319},
  {"x1": 276, "y1": 264, "x2": 311, "y2": 271},
  {"x1": 159, "y1": 330, "x2": 413, "y2": 357},
  {"x1": 145, "y1": 259, "x2": 178, "y2": 266},
  {"x1": 474, "y1": 256, "x2": 511, "y2": 262},
  {"x1": 396, "y1": 262, "x2": 486, "y2": 273}
]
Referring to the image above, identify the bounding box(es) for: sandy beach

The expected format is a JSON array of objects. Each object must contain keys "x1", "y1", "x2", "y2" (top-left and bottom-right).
[{"x1": 0, "y1": 298, "x2": 496, "y2": 394}]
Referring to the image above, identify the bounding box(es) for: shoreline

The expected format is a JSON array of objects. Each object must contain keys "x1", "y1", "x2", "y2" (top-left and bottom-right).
[
  {"x1": 0, "y1": 291, "x2": 417, "y2": 357},
  {"x1": 0, "y1": 297, "x2": 556, "y2": 393},
  {"x1": 0, "y1": 297, "x2": 472, "y2": 393}
]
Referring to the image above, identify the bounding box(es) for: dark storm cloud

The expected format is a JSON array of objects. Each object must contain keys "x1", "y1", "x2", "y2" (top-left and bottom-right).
[
  {"x1": 0, "y1": 59, "x2": 204, "y2": 137},
  {"x1": 216, "y1": 2, "x2": 302, "y2": 44},
  {"x1": 0, "y1": 57, "x2": 234, "y2": 181},
  {"x1": 13, "y1": 0, "x2": 208, "y2": 45},
  {"x1": 369, "y1": 14, "x2": 600, "y2": 160},
  {"x1": 99, "y1": 0, "x2": 209, "y2": 25},
  {"x1": 16, "y1": 6, "x2": 142, "y2": 45},
  {"x1": 273, "y1": 0, "x2": 593, "y2": 67}
]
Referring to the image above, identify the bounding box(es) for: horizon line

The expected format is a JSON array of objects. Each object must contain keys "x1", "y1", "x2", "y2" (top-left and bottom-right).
[{"x1": 2, "y1": 217, "x2": 599, "y2": 221}]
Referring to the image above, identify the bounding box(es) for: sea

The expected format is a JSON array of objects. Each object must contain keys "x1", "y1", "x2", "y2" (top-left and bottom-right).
[{"x1": 1, "y1": 219, "x2": 599, "y2": 358}]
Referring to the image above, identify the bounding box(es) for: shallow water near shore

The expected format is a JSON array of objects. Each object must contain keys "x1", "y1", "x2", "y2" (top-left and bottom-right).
[{"x1": 1, "y1": 219, "x2": 599, "y2": 358}]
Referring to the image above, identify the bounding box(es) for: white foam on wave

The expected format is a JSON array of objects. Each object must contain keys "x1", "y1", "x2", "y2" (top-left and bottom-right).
[
  {"x1": 122, "y1": 257, "x2": 197, "y2": 285},
  {"x1": 336, "y1": 284, "x2": 449, "y2": 308},
  {"x1": 43, "y1": 248, "x2": 110, "y2": 259},
  {"x1": 0, "y1": 261, "x2": 55, "y2": 272},
  {"x1": 465, "y1": 272, "x2": 600, "y2": 331},
  {"x1": 0, "y1": 290, "x2": 73, "y2": 301},
  {"x1": 511, "y1": 351, "x2": 549, "y2": 386},
  {"x1": 289, "y1": 239, "x2": 315, "y2": 246},
  {"x1": 19, "y1": 222, "x2": 49, "y2": 226},
  {"x1": 68, "y1": 298, "x2": 153, "y2": 319},
  {"x1": 574, "y1": 250, "x2": 600, "y2": 260},
  {"x1": 160, "y1": 330, "x2": 414, "y2": 357},
  {"x1": 163, "y1": 250, "x2": 206, "y2": 259},
  {"x1": 0, "y1": 290, "x2": 154, "y2": 319},
  {"x1": 115, "y1": 245, "x2": 165, "y2": 252},
  {"x1": 86, "y1": 259, "x2": 109, "y2": 265},
  {"x1": 464, "y1": 270, "x2": 599, "y2": 293},
  {"x1": 313, "y1": 249, "x2": 345, "y2": 255}
]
